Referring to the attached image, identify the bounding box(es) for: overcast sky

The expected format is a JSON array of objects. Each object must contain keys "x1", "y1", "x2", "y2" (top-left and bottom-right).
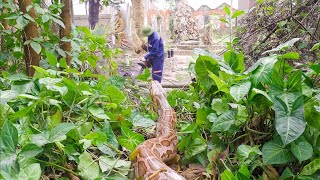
[{"x1": 187, "y1": 0, "x2": 238, "y2": 10}]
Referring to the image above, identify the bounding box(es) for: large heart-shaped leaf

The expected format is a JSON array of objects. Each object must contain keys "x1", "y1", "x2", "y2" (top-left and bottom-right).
[
  {"x1": 211, "y1": 99, "x2": 229, "y2": 115},
  {"x1": 290, "y1": 137, "x2": 313, "y2": 162},
  {"x1": 230, "y1": 81, "x2": 251, "y2": 102},
  {"x1": 31, "y1": 123, "x2": 76, "y2": 146},
  {"x1": 0, "y1": 121, "x2": 18, "y2": 153},
  {"x1": 99, "y1": 156, "x2": 131, "y2": 175},
  {"x1": 20, "y1": 144, "x2": 43, "y2": 158},
  {"x1": 39, "y1": 77, "x2": 67, "y2": 95},
  {"x1": 249, "y1": 56, "x2": 278, "y2": 85},
  {"x1": 274, "y1": 96, "x2": 306, "y2": 145},
  {"x1": 237, "y1": 145, "x2": 262, "y2": 163},
  {"x1": 18, "y1": 163, "x2": 41, "y2": 180},
  {"x1": 88, "y1": 105, "x2": 109, "y2": 120},
  {"x1": 209, "y1": 71, "x2": 229, "y2": 94},
  {"x1": 78, "y1": 152, "x2": 100, "y2": 180},
  {"x1": 300, "y1": 158, "x2": 320, "y2": 176},
  {"x1": 0, "y1": 90, "x2": 18, "y2": 105},
  {"x1": 211, "y1": 110, "x2": 235, "y2": 132},
  {"x1": 195, "y1": 55, "x2": 219, "y2": 91},
  {"x1": 185, "y1": 135, "x2": 207, "y2": 159},
  {"x1": 104, "y1": 85, "x2": 126, "y2": 104},
  {"x1": 128, "y1": 111, "x2": 156, "y2": 128},
  {"x1": 262, "y1": 138, "x2": 294, "y2": 164},
  {"x1": 117, "y1": 127, "x2": 144, "y2": 151}
]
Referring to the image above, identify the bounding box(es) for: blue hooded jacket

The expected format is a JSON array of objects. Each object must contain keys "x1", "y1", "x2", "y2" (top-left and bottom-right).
[{"x1": 144, "y1": 32, "x2": 164, "y2": 60}]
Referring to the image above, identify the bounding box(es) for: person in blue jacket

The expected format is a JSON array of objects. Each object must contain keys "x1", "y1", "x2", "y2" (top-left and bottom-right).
[{"x1": 139, "y1": 26, "x2": 164, "y2": 83}]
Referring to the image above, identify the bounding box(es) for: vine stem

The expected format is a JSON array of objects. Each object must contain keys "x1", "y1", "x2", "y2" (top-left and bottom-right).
[
  {"x1": 229, "y1": 133, "x2": 248, "y2": 144},
  {"x1": 34, "y1": 159, "x2": 79, "y2": 176}
]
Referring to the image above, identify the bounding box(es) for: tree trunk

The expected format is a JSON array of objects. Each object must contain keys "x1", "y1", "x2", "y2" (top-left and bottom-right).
[
  {"x1": 18, "y1": 0, "x2": 40, "y2": 76},
  {"x1": 60, "y1": 0, "x2": 72, "y2": 66},
  {"x1": 1, "y1": 0, "x2": 9, "y2": 52},
  {"x1": 131, "y1": 0, "x2": 146, "y2": 54},
  {"x1": 88, "y1": 0, "x2": 100, "y2": 30}
]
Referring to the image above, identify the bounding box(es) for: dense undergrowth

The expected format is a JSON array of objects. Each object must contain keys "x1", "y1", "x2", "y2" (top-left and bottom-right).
[
  {"x1": 168, "y1": 39, "x2": 320, "y2": 179},
  {"x1": 1, "y1": 0, "x2": 320, "y2": 180}
]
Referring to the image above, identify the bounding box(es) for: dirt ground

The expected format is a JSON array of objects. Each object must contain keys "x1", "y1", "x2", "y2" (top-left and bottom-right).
[{"x1": 117, "y1": 55, "x2": 195, "y2": 86}]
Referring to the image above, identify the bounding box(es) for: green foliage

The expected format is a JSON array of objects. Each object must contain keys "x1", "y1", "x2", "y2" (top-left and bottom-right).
[{"x1": 168, "y1": 38, "x2": 320, "y2": 178}]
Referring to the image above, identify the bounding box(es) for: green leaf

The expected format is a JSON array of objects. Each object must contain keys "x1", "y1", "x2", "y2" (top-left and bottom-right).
[
  {"x1": 262, "y1": 138, "x2": 294, "y2": 164},
  {"x1": 237, "y1": 166, "x2": 250, "y2": 179},
  {"x1": 237, "y1": 145, "x2": 262, "y2": 163},
  {"x1": 251, "y1": 88, "x2": 273, "y2": 104},
  {"x1": 46, "y1": 51, "x2": 58, "y2": 66},
  {"x1": 209, "y1": 71, "x2": 229, "y2": 93},
  {"x1": 211, "y1": 110, "x2": 235, "y2": 132},
  {"x1": 221, "y1": 170, "x2": 235, "y2": 180},
  {"x1": 0, "y1": 152, "x2": 19, "y2": 178},
  {"x1": 18, "y1": 163, "x2": 41, "y2": 180},
  {"x1": 0, "y1": 90, "x2": 18, "y2": 105},
  {"x1": 223, "y1": 5, "x2": 231, "y2": 15},
  {"x1": 279, "y1": 52, "x2": 300, "y2": 60},
  {"x1": 78, "y1": 152, "x2": 100, "y2": 180},
  {"x1": 20, "y1": 144, "x2": 43, "y2": 158},
  {"x1": 102, "y1": 120, "x2": 119, "y2": 148},
  {"x1": 290, "y1": 138, "x2": 313, "y2": 162},
  {"x1": 196, "y1": 108, "x2": 208, "y2": 126},
  {"x1": 280, "y1": 167, "x2": 295, "y2": 180},
  {"x1": 104, "y1": 85, "x2": 126, "y2": 104},
  {"x1": 195, "y1": 55, "x2": 219, "y2": 90},
  {"x1": 310, "y1": 43, "x2": 320, "y2": 51},
  {"x1": 99, "y1": 156, "x2": 131, "y2": 175},
  {"x1": 232, "y1": 10, "x2": 245, "y2": 19},
  {"x1": 211, "y1": 99, "x2": 229, "y2": 115},
  {"x1": 128, "y1": 111, "x2": 156, "y2": 128},
  {"x1": 287, "y1": 70, "x2": 302, "y2": 92},
  {"x1": 137, "y1": 68, "x2": 151, "y2": 82},
  {"x1": 185, "y1": 135, "x2": 207, "y2": 159},
  {"x1": 31, "y1": 123, "x2": 76, "y2": 146},
  {"x1": 9, "y1": 101, "x2": 39, "y2": 120},
  {"x1": 224, "y1": 51, "x2": 245, "y2": 73},
  {"x1": 300, "y1": 158, "x2": 320, "y2": 176},
  {"x1": 274, "y1": 96, "x2": 305, "y2": 145},
  {"x1": 263, "y1": 38, "x2": 300, "y2": 54},
  {"x1": 42, "y1": 14, "x2": 50, "y2": 23},
  {"x1": 16, "y1": 15, "x2": 28, "y2": 29},
  {"x1": 59, "y1": 58, "x2": 68, "y2": 68},
  {"x1": 0, "y1": 121, "x2": 18, "y2": 153},
  {"x1": 117, "y1": 127, "x2": 144, "y2": 151},
  {"x1": 219, "y1": 18, "x2": 229, "y2": 24},
  {"x1": 30, "y1": 42, "x2": 41, "y2": 54},
  {"x1": 88, "y1": 105, "x2": 109, "y2": 120},
  {"x1": 304, "y1": 98, "x2": 320, "y2": 130},
  {"x1": 249, "y1": 56, "x2": 278, "y2": 85},
  {"x1": 39, "y1": 77, "x2": 68, "y2": 95},
  {"x1": 49, "y1": 123, "x2": 76, "y2": 142},
  {"x1": 50, "y1": 16, "x2": 65, "y2": 28},
  {"x1": 230, "y1": 81, "x2": 251, "y2": 102},
  {"x1": 84, "y1": 132, "x2": 108, "y2": 146},
  {"x1": 310, "y1": 63, "x2": 320, "y2": 74}
]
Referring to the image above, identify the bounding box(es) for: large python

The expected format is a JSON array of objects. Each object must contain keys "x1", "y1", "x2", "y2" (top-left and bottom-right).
[{"x1": 130, "y1": 81, "x2": 186, "y2": 180}]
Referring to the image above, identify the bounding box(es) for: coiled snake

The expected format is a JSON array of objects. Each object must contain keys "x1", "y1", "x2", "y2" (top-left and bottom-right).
[{"x1": 130, "y1": 81, "x2": 186, "y2": 180}]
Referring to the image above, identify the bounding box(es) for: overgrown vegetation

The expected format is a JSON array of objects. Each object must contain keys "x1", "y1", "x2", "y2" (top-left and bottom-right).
[
  {"x1": 169, "y1": 39, "x2": 320, "y2": 179},
  {"x1": 1, "y1": 0, "x2": 320, "y2": 179}
]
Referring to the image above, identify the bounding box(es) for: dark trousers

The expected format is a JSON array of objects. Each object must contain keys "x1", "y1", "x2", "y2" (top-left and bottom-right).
[{"x1": 149, "y1": 56, "x2": 164, "y2": 83}]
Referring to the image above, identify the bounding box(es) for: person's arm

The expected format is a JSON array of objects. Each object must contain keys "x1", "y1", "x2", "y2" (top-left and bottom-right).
[{"x1": 144, "y1": 36, "x2": 160, "y2": 60}]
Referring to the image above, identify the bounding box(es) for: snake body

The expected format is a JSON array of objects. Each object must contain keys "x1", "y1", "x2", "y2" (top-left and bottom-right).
[{"x1": 130, "y1": 81, "x2": 186, "y2": 180}]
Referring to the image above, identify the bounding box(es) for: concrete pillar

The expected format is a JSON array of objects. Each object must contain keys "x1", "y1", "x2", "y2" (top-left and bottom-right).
[{"x1": 125, "y1": 3, "x2": 131, "y2": 41}]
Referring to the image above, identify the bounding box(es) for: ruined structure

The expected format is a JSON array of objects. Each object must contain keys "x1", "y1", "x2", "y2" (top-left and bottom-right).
[{"x1": 173, "y1": 0, "x2": 200, "y2": 42}]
